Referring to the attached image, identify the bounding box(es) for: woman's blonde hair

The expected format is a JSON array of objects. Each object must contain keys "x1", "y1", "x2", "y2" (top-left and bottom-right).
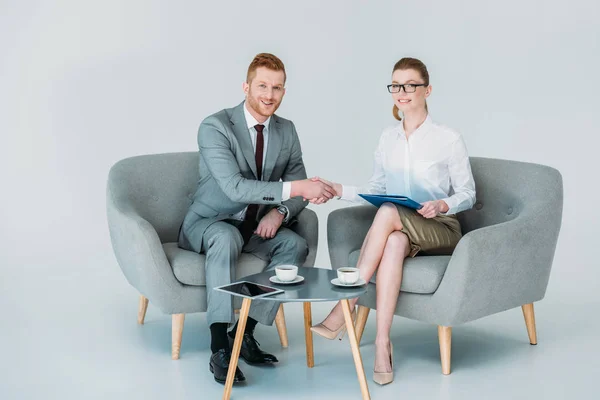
[{"x1": 392, "y1": 57, "x2": 430, "y2": 121}]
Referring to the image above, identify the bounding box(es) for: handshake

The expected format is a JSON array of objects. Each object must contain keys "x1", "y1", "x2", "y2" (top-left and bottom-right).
[{"x1": 291, "y1": 177, "x2": 342, "y2": 205}]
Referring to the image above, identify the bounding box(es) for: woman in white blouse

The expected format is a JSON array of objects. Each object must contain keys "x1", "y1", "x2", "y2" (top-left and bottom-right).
[{"x1": 310, "y1": 57, "x2": 476, "y2": 385}]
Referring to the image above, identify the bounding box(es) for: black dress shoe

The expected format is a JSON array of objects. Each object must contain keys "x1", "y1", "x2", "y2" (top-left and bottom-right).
[
  {"x1": 230, "y1": 332, "x2": 279, "y2": 365},
  {"x1": 209, "y1": 349, "x2": 246, "y2": 384}
]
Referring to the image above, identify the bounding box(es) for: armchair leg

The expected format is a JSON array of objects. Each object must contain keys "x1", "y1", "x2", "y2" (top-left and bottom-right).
[
  {"x1": 521, "y1": 303, "x2": 538, "y2": 345},
  {"x1": 274, "y1": 304, "x2": 289, "y2": 348},
  {"x1": 137, "y1": 295, "x2": 149, "y2": 324},
  {"x1": 438, "y1": 326, "x2": 452, "y2": 375},
  {"x1": 172, "y1": 314, "x2": 185, "y2": 360},
  {"x1": 355, "y1": 305, "x2": 370, "y2": 345}
]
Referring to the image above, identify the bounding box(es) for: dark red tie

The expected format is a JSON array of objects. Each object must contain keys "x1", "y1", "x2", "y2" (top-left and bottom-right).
[
  {"x1": 242, "y1": 124, "x2": 265, "y2": 241},
  {"x1": 254, "y1": 124, "x2": 264, "y2": 180}
]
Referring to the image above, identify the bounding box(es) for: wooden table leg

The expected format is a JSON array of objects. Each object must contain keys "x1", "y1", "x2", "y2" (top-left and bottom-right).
[
  {"x1": 222, "y1": 298, "x2": 252, "y2": 400},
  {"x1": 341, "y1": 299, "x2": 371, "y2": 400},
  {"x1": 303, "y1": 302, "x2": 314, "y2": 368}
]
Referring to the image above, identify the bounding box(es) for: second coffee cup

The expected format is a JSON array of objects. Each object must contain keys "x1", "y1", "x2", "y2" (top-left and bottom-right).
[{"x1": 337, "y1": 267, "x2": 360, "y2": 284}]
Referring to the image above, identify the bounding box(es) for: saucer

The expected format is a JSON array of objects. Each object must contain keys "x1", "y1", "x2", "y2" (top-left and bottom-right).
[
  {"x1": 269, "y1": 275, "x2": 305, "y2": 285},
  {"x1": 330, "y1": 278, "x2": 367, "y2": 287}
]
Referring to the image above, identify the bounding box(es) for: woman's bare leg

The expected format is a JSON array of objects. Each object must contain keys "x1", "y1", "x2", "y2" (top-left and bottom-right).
[
  {"x1": 374, "y1": 231, "x2": 410, "y2": 372},
  {"x1": 320, "y1": 203, "x2": 404, "y2": 329}
]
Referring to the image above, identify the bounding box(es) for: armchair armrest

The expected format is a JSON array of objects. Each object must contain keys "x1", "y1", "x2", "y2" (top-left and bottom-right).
[
  {"x1": 107, "y1": 186, "x2": 188, "y2": 314},
  {"x1": 289, "y1": 208, "x2": 319, "y2": 267},
  {"x1": 327, "y1": 206, "x2": 377, "y2": 270},
  {"x1": 433, "y1": 211, "x2": 561, "y2": 325}
]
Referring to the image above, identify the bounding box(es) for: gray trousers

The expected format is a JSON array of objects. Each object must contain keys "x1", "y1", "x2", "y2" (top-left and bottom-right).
[{"x1": 188, "y1": 218, "x2": 308, "y2": 327}]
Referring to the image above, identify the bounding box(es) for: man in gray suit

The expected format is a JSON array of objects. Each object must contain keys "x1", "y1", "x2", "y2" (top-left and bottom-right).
[{"x1": 178, "y1": 53, "x2": 335, "y2": 384}]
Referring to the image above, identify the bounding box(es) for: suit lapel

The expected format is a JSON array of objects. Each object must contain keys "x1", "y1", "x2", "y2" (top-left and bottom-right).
[
  {"x1": 263, "y1": 116, "x2": 282, "y2": 181},
  {"x1": 230, "y1": 102, "x2": 258, "y2": 179}
]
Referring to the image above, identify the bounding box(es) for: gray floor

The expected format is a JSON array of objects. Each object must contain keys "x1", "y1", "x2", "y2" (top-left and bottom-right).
[{"x1": 2, "y1": 255, "x2": 598, "y2": 400}]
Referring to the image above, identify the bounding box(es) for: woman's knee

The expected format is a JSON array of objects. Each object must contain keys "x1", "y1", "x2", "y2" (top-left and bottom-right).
[
  {"x1": 373, "y1": 203, "x2": 403, "y2": 229},
  {"x1": 384, "y1": 231, "x2": 410, "y2": 253}
]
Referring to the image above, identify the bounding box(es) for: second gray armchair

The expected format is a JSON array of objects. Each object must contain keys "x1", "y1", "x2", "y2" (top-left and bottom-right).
[{"x1": 327, "y1": 157, "x2": 563, "y2": 374}]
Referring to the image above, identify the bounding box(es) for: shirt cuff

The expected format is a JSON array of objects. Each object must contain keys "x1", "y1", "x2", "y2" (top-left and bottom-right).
[
  {"x1": 340, "y1": 184, "x2": 356, "y2": 201},
  {"x1": 439, "y1": 197, "x2": 457, "y2": 215},
  {"x1": 281, "y1": 182, "x2": 292, "y2": 201}
]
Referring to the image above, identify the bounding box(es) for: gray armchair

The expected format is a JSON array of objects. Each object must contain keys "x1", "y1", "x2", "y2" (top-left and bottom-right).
[
  {"x1": 107, "y1": 152, "x2": 318, "y2": 359},
  {"x1": 327, "y1": 157, "x2": 562, "y2": 374}
]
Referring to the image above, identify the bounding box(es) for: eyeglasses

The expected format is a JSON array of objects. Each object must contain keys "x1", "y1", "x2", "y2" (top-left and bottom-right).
[{"x1": 387, "y1": 83, "x2": 427, "y2": 93}]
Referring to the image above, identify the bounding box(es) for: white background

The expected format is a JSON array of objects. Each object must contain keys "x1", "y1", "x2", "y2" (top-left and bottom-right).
[
  {"x1": 0, "y1": 1, "x2": 598, "y2": 397},
  {"x1": 2, "y1": 0, "x2": 597, "y2": 295}
]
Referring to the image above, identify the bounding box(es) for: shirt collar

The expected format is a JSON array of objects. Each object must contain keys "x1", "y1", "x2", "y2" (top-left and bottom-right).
[
  {"x1": 243, "y1": 101, "x2": 271, "y2": 132},
  {"x1": 397, "y1": 114, "x2": 432, "y2": 138}
]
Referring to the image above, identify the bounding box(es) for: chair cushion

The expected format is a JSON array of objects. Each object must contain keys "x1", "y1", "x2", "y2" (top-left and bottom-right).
[
  {"x1": 163, "y1": 243, "x2": 270, "y2": 286},
  {"x1": 348, "y1": 250, "x2": 451, "y2": 294}
]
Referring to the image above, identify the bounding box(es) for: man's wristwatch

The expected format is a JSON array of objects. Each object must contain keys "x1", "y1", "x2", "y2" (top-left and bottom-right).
[{"x1": 276, "y1": 205, "x2": 289, "y2": 220}]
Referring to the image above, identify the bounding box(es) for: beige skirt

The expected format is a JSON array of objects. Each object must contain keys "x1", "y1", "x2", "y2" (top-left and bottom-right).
[{"x1": 394, "y1": 204, "x2": 462, "y2": 257}]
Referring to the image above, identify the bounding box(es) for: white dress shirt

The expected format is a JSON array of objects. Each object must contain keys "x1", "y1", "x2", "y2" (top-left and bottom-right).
[
  {"x1": 341, "y1": 115, "x2": 476, "y2": 215},
  {"x1": 231, "y1": 102, "x2": 292, "y2": 221}
]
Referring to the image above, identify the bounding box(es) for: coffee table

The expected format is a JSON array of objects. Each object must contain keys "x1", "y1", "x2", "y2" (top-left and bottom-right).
[{"x1": 217, "y1": 266, "x2": 371, "y2": 400}]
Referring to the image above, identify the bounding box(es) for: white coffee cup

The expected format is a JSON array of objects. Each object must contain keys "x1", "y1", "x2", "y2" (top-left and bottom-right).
[
  {"x1": 337, "y1": 267, "x2": 360, "y2": 284},
  {"x1": 275, "y1": 265, "x2": 298, "y2": 282}
]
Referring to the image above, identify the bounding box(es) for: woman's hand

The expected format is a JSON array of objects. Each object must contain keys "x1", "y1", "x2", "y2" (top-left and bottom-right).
[
  {"x1": 309, "y1": 177, "x2": 342, "y2": 204},
  {"x1": 417, "y1": 200, "x2": 449, "y2": 219}
]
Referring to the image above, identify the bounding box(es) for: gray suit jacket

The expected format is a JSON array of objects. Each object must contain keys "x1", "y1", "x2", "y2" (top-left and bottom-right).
[{"x1": 185, "y1": 102, "x2": 308, "y2": 248}]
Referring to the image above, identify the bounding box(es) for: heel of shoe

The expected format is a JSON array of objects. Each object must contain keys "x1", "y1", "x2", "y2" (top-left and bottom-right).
[
  {"x1": 338, "y1": 325, "x2": 348, "y2": 341},
  {"x1": 338, "y1": 309, "x2": 357, "y2": 342}
]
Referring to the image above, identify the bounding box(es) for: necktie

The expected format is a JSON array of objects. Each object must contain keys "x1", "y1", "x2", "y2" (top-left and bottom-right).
[{"x1": 241, "y1": 124, "x2": 265, "y2": 242}]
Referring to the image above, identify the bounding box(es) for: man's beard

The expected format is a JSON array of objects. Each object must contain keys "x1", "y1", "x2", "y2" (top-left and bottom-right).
[{"x1": 247, "y1": 93, "x2": 280, "y2": 118}]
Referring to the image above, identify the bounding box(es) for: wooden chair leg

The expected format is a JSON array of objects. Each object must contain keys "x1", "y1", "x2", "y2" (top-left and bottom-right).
[
  {"x1": 274, "y1": 304, "x2": 289, "y2": 348},
  {"x1": 172, "y1": 314, "x2": 185, "y2": 360},
  {"x1": 137, "y1": 295, "x2": 149, "y2": 324},
  {"x1": 355, "y1": 305, "x2": 370, "y2": 345},
  {"x1": 522, "y1": 303, "x2": 538, "y2": 345},
  {"x1": 438, "y1": 325, "x2": 452, "y2": 375}
]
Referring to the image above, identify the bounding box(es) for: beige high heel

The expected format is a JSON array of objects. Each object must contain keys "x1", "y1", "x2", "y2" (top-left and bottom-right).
[
  {"x1": 373, "y1": 343, "x2": 394, "y2": 385},
  {"x1": 310, "y1": 309, "x2": 357, "y2": 341}
]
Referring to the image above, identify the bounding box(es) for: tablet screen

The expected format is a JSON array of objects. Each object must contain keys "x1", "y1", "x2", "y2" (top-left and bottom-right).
[{"x1": 216, "y1": 282, "x2": 282, "y2": 298}]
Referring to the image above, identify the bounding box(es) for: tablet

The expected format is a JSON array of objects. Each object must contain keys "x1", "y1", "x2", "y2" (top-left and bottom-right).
[{"x1": 214, "y1": 281, "x2": 284, "y2": 299}]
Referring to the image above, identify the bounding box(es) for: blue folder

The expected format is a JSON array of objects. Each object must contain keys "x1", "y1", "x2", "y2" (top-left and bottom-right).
[{"x1": 358, "y1": 194, "x2": 423, "y2": 210}]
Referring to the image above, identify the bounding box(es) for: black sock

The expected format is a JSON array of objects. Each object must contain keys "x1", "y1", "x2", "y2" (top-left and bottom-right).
[
  {"x1": 210, "y1": 323, "x2": 230, "y2": 354},
  {"x1": 229, "y1": 317, "x2": 258, "y2": 338}
]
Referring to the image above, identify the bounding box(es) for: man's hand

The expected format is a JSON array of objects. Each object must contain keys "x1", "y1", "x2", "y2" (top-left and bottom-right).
[
  {"x1": 255, "y1": 209, "x2": 285, "y2": 239},
  {"x1": 417, "y1": 200, "x2": 449, "y2": 219},
  {"x1": 309, "y1": 177, "x2": 342, "y2": 204},
  {"x1": 290, "y1": 178, "x2": 336, "y2": 202}
]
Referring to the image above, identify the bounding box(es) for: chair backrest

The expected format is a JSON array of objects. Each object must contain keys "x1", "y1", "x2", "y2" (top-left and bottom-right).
[
  {"x1": 458, "y1": 157, "x2": 563, "y2": 234},
  {"x1": 107, "y1": 152, "x2": 199, "y2": 243}
]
